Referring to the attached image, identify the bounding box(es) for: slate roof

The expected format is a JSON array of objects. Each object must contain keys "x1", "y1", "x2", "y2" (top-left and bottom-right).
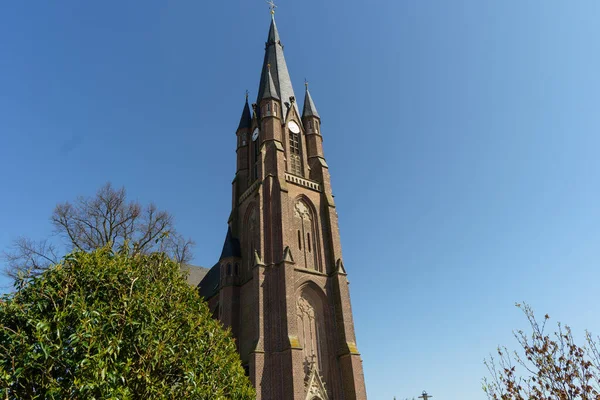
[
  {"x1": 302, "y1": 87, "x2": 320, "y2": 119},
  {"x1": 180, "y1": 264, "x2": 209, "y2": 287},
  {"x1": 237, "y1": 98, "x2": 252, "y2": 130},
  {"x1": 196, "y1": 228, "x2": 242, "y2": 300},
  {"x1": 261, "y1": 66, "x2": 280, "y2": 101},
  {"x1": 220, "y1": 226, "x2": 241, "y2": 260},
  {"x1": 197, "y1": 262, "x2": 220, "y2": 300},
  {"x1": 256, "y1": 15, "x2": 299, "y2": 117}
]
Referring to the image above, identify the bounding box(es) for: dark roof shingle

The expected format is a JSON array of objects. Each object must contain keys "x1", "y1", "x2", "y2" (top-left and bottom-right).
[
  {"x1": 302, "y1": 87, "x2": 320, "y2": 119},
  {"x1": 237, "y1": 99, "x2": 252, "y2": 130},
  {"x1": 256, "y1": 16, "x2": 298, "y2": 116}
]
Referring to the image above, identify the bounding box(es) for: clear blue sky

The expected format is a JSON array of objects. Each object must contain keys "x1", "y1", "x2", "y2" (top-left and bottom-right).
[{"x1": 1, "y1": 1, "x2": 600, "y2": 399}]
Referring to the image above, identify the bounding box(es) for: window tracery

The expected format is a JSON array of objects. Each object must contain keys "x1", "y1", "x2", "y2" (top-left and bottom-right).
[
  {"x1": 297, "y1": 286, "x2": 330, "y2": 399},
  {"x1": 244, "y1": 206, "x2": 258, "y2": 274},
  {"x1": 294, "y1": 200, "x2": 321, "y2": 272},
  {"x1": 289, "y1": 129, "x2": 303, "y2": 176}
]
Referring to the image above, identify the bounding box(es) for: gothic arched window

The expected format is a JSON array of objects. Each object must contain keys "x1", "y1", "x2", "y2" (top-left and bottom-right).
[
  {"x1": 244, "y1": 205, "x2": 259, "y2": 274},
  {"x1": 289, "y1": 131, "x2": 302, "y2": 176},
  {"x1": 294, "y1": 199, "x2": 321, "y2": 272}
]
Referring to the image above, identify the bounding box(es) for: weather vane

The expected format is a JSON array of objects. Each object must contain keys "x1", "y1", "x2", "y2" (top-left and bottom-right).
[
  {"x1": 304, "y1": 78, "x2": 309, "y2": 89},
  {"x1": 418, "y1": 391, "x2": 433, "y2": 400},
  {"x1": 266, "y1": 0, "x2": 277, "y2": 15},
  {"x1": 245, "y1": 90, "x2": 249, "y2": 100}
]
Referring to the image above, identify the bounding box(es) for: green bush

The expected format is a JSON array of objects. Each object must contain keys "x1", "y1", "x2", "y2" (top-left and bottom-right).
[{"x1": 0, "y1": 248, "x2": 254, "y2": 399}]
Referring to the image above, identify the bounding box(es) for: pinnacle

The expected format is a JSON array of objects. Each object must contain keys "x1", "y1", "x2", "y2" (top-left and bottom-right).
[
  {"x1": 303, "y1": 86, "x2": 320, "y2": 119},
  {"x1": 261, "y1": 65, "x2": 280, "y2": 101},
  {"x1": 237, "y1": 97, "x2": 252, "y2": 131}
]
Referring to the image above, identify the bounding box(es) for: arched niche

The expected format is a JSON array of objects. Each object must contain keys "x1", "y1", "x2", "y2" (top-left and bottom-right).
[
  {"x1": 296, "y1": 283, "x2": 330, "y2": 386},
  {"x1": 243, "y1": 203, "x2": 259, "y2": 275},
  {"x1": 293, "y1": 196, "x2": 322, "y2": 272}
]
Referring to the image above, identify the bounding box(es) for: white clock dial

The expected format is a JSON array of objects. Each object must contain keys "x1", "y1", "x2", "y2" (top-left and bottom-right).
[
  {"x1": 252, "y1": 128, "x2": 259, "y2": 141},
  {"x1": 287, "y1": 121, "x2": 300, "y2": 134}
]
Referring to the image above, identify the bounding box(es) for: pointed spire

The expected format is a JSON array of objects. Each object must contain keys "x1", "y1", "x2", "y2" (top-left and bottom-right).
[
  {"x1": 261, "y1": 64, "x2": 280, "y2": 101},
  {"x1": 237, "y1": 93, "x2": 252, "y2": 131},
  {"x1": 257, "y1": 14, "x2": 299, "y2": 116},
  {"x1": 302, "y1": 82, "x2": 320, "y2": 119},
  {"x1": 267, "y1": 11, "x2": 281, "y2": 45}
]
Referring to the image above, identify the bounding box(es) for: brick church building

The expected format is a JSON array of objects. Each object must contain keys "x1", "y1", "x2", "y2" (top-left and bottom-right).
[{"x1": 197, "y1": 9, "x2": 367, "y2": 400}]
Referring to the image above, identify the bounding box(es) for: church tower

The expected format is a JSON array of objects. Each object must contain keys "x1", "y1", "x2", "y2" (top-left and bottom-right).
[{"x1": 199, "y1": 9, "x2": 367, "y2": 400}]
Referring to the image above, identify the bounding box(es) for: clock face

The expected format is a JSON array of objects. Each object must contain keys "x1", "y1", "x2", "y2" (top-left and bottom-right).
[
  {"x1": 287, "y1": 121, "x2": 300, "y2": 134},
  {"x1": 252, "y1": 128, "x2": 259, "y2": 141}
]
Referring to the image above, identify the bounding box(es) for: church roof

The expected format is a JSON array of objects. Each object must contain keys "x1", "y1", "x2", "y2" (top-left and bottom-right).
[
  {"x1": 220, "y1": 226, "x2": 241, "y2": 259},
  {"x1": 256, "y1": 15, "x2": 299, "y2": 116},
  {"x1": 302, "y1": 87, "x2": 320, "y2": 119},
  {"x1": 180, "y1": 264, "x2": 209, "y2": 287},
  {"x1": 237, "y1": 98, "x2": 252, "y2": 130},
  {"x1": 198, "y1": 228, "x2": 240, "y2": 300},
  {"x1": 197, "y1": 262, "x2": 220, "y2": 300}
]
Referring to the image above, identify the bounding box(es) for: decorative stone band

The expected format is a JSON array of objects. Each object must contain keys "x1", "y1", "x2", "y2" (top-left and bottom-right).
[
  {"x1": 239, "y1": 179, "x2": 262, "y2": 204},
  {"x1": 285, "y1": 173, "x2": 321, "y2": 192}
]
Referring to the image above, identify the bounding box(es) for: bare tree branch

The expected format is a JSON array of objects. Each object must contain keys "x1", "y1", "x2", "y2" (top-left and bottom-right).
[
  {"x1": 483, "y1": 303, "x2": 600, "y2": 399},
  {"x1": 2, "y1": 237, "x2": 59, "y2": 279},
  {"x1": 3, "y1": 183, "x2": 195, "y2": 278}
]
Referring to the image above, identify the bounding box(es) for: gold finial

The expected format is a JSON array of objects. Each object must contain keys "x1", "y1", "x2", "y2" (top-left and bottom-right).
[
  {"x1": 267, "y1": 63, "x2": 271, "y2": 71},
  {"x1": 266, "y1": 0, "x2": 277, "y2": 15}
]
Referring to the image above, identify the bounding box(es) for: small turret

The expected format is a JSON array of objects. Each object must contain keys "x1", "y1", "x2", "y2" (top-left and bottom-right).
[
  {"x1": 237, "y1": 94, "x2": 252, "y2": 132},
  {"x1": 234, "y1": 94, "x2": 252, "y2": 207},
  {"x1": 302, "y1": 85, "x2": 320, "y2": 120},
  {"x1": 217, "y1": 226, "x2": 241, "y2": 334},
  {"x1": 236, "y1": 94, "x2": 252, "y2": 151},
  {"x1": 302, "y1": 83, "x2": 324, "y2": 161},
  {"x1": 259, "y1": 65, "x2": 281, "y2": 119}
]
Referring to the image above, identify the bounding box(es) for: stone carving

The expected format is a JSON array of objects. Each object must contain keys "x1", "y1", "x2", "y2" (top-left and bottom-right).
[
  {"x1": 297, "y1": 295, "x2": 324, "y2": 383},
  {"x1": 295, "y1": 201, "x2": 311, "y2": 220},
  {"x1": 304, "y1": 356, "x2": 329, "y2": 400},
  {"x1": 297, "y1": 297, "x2": 315, "y2": 320}
]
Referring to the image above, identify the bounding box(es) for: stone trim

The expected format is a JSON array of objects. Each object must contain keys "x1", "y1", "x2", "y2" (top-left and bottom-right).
[
  {"x1": 294, "y1": 267, "x2": 328, "y2": 277},
  {"x1": 285, "y1": 173, "x2": 321, "y2": 192},
  {"x1": 239, "y1": 179, "x2": 261, "y2": 204}
]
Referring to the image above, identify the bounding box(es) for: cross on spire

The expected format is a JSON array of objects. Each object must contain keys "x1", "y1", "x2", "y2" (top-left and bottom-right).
[
  {"x1": 418, "y1": 391, "x2": 433, "y2": 400},
  {"x1": 266, "y1": 0, "x2": 277, "y2": 15}
]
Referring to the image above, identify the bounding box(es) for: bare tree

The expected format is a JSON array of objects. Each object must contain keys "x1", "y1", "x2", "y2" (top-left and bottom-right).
[
  {"x1": 3, "y1": 237, "x2": 60, "y2": 279},
  {"x1": 483, "y1": 303, "x2": 600, "y2": 399},
  {"x1": 4, "y1": 183, "x2": 194, "y2": 278}
]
